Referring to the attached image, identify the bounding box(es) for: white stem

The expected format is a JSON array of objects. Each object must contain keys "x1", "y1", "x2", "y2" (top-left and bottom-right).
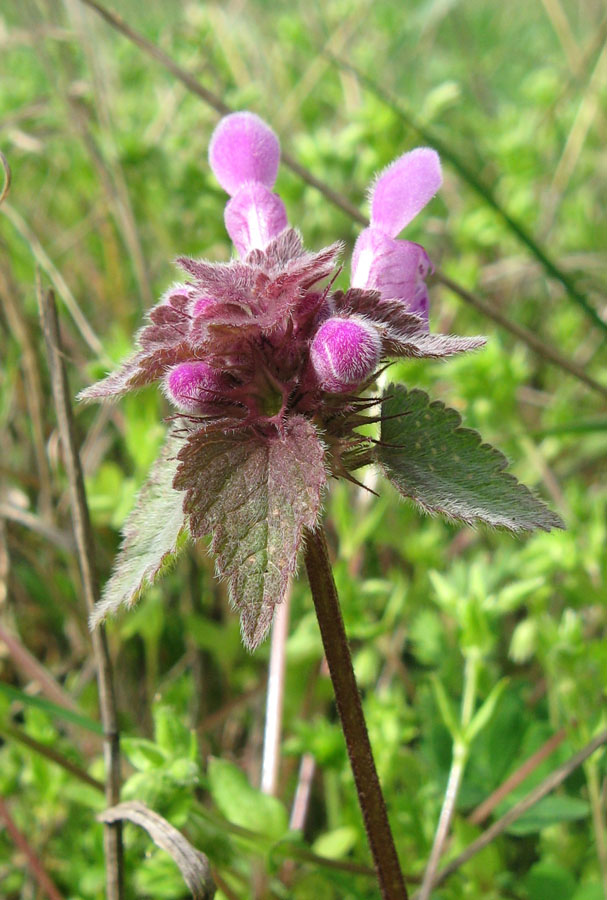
[
  {"x1": 289, "y1": 753, "x2": 316, "y2": 831},
  {"x1": 261, "y1": 590, "x2": 291, "y2": 795}
]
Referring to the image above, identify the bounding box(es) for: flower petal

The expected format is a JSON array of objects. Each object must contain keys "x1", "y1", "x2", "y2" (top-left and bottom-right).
[
  {"x1": 370, "y1": 147, "x2": 442, "y2": 237},
  {"x1": 224, "y1": 183, "x2": 288, "y2": 256},
  {"x1": 351, "y1": 227, "x2": 429, "y2": 307},
  {"x1": 209, "y1": 112, "x2": 281, "y2": 197}
]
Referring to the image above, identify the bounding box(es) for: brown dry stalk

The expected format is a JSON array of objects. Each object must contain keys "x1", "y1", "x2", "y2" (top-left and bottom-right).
[
  {"x1": 0, "y1": 796, "x2": 65, "y2": 900},
  {"x1": 0, "y1": 622, "x2": 79, "y2": 712},
  {"x1": 468, "y1": 724, "x2": 569, "y2": 826},
  {"x1": 37, "y1": 287, "x2": 124, "y2": 900},
  {"x1": 73, "y1": 0, "x2": 607, "y2": 401},
  {"x1": 1, "y1": 723, "x2": 104, "y2": 793}
]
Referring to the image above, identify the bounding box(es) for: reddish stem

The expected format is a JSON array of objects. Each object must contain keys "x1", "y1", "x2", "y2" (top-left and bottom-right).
[{"x1": 303, "y1": 526, "x2": 408, "y2": 900}]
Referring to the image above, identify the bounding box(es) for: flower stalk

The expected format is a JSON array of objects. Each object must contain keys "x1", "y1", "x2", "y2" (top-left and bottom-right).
[{"x1": 303, "y1": 526, "x2": 408, "y2": 900}]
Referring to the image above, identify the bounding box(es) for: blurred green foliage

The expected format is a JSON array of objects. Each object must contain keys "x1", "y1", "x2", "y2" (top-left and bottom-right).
[{"x1": 0, "y1": 0, "x2": 605, "y2": 898}]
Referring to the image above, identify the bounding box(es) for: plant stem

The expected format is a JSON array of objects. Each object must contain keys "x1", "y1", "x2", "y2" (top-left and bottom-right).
[
  {"x1": 261, "y1": 588, "x2": 290, "y2": 796},
  {"x1": 303, "y1": 526, "x2": 407, "y2": 900},
  {"x1": 417, "y1": 652, "x2": 479, "y2": 900},
  {"x1": 430, "y1": 729, "x2": 607, "y2": 893},
  {"x1": 38, "y1": 287, "x2": 124, "y2": 900},
  {"x1": 585, "y1": 759, "x2": 607, "y2": 899}
]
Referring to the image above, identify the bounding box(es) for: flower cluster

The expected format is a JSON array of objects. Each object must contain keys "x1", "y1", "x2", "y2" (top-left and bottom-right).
[
  {"x1": 82, "y1": 112, "x2": 561, "y2": 648},
  {"x1": 84, "y1": 112, "x2": 476, "y2": 436}
]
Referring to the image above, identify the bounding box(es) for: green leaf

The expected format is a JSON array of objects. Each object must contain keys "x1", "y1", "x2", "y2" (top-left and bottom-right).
[
  {"x1": 0, "y1": 683, "x2": 103, "y2": 735},
  {"x1": 174, "y1": 416, "x2": 325, "y2": 650},
  {"x1": 312, "y1": 826, "x2": 358, "y2": 859},
  {"x1": 90, "y1": 432, "x2": 189, "y2": 627},
  {"x1": 524, "y1": 861, "x2": 577, "y2": 900},
  {"x1": 207, "y1": 758, "x2": 288, "y2": 842},
  {"x1": 377, "y1": 385, "x2": 564, "y2": 532},
  {"x1": 465, "y1": 678, "x2": 508, "y2": 744},
  {"x1": 431, "y1": 677, "x2": 461, "y2": 742},
  {"x1": 121, "y1": 738, "x2": 169, "y2": 772},
  {"x1": 506, "y1": 794, "x2": 590, "y2": 836}
]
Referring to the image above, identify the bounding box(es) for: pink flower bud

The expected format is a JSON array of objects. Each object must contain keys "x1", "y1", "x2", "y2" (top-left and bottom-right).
[
  {"x1": 225, "y1": 182, "x2": 288, "y2": 256},
  {"x1": 310, "y1": 316, "x2": 381, "y2": 393},
  {"x1": 164, "y1": 361, "x2": 230, "y2": 413},
  {"x1": 208, "y1": 112, "x2": 281, "y2": 197}
]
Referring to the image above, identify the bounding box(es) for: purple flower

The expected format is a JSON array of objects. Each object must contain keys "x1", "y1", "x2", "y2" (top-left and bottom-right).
[
  {"x1": 81, "y1": 111, "x2": 491, "y2": 648},
  {"x1": 209, "y1": 112, "x2": 288, "y2": 257},
  {"x1": 80, "y1": 111, "x2": 477, "y2": 433},
  {"x1": 351, "y1": 148, "x2": 442, "y2": 327}
]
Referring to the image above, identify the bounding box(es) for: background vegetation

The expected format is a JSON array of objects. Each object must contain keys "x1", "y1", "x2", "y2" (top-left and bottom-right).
[{"x1": 0, "y1": 0, "x2": 605, "y2": 897}]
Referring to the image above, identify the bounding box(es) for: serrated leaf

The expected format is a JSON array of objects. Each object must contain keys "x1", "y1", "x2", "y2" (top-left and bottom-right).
[
  {"x1": 376, "y1": 385, "x2": 564, "y2": 532},
  {"x1": 174, "y1": 416, "x2": 325, "y2": 649},
  {"x1": 90, "y1": 433, "x2": 188, "y2": 627}
]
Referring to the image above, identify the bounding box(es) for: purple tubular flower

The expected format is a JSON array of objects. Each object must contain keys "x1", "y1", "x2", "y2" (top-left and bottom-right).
[
  {"x1": 224, "y1": 182, "x2": 288, "y2": 257},
  {"x1": 164, "y1": 361, "x2": 231, "y2": 413},
  {"x1": 310, "y1": 316, "x2": 382, "y2": 394},
  {"x1": 370, "y1": 148, "x2": 442, "y2": 238},
  {"x1": 209, "y1": 111, "x2": 288, "y2": 257},
  {"x1": 208, "y1": 112, "x2": 281, "y2": 197},
  {"x1": 351, "y1": 229, "x2": 431, "y2": 323},
  {"x1": 351, "y1": 147, "x2": 442, "y2": 326}
]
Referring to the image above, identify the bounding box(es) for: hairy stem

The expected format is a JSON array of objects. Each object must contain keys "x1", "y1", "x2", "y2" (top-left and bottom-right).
[
  {"x1": 303, "y1": 526, "x2": 407, "y2": 900},
  {"x1": 38, "y1": 288, "x2": 123, "y2": 900}
]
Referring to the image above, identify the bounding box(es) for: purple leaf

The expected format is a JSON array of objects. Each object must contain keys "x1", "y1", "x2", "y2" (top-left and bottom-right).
[
  {"x1": 377, "y1": 385, "x2": 564, "y2": 532},
  {"x1": 174, "y1": 417, "x2": 326, "y2": 649}
]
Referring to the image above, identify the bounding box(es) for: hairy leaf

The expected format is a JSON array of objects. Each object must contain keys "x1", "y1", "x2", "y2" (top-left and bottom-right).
[
  {"x1": 174, "y1": 417, "x2": 326, "y2": 649},
  {"x1": 331, "y1": 289, "x2": 485, "y2": 359},
  {"x1": 90, "y1": 434, "x2": 188, "y2": 627},
  {"x1": 376, "y1": 385, "x2": 564, "y2": 531},
  {"x1": 386, "y1": 331, "x2": 486, "y2": 359}
]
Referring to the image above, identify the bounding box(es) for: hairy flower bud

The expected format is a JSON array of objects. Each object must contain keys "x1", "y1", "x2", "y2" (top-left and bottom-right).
[
  {"x1": 164, "y1": 361, "x2": 231, "y2": 413},
  {"x1": 309, "y1": 316, "x2": 381, "y2": 393}
]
